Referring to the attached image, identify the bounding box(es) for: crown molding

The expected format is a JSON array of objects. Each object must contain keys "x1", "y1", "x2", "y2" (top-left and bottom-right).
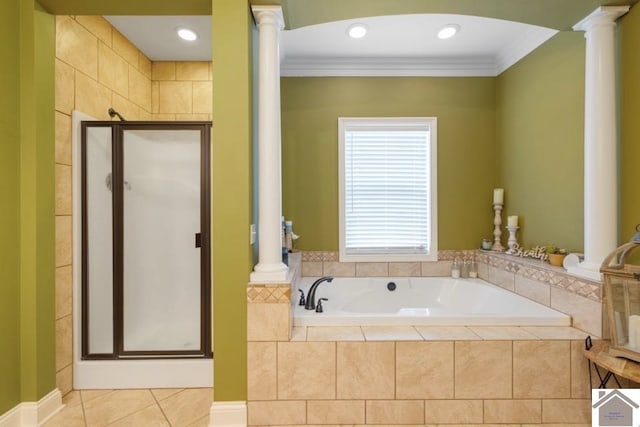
[{"x1": 281, "y1": 56, "x2": 499, "y2": 77}]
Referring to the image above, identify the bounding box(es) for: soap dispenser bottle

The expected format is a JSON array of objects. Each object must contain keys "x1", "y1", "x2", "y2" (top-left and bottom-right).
[
  {"x1": 469, "y1": 258, "x2": 478, "y2": 278},
  {"x1": 451, "y1": 257, "x2": 460, "y2": 278}
]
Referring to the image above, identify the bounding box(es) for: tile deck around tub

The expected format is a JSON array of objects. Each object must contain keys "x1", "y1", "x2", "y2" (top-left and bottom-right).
[{"x1": 295, "y1": 325, "x2": 594, "y2": 341}]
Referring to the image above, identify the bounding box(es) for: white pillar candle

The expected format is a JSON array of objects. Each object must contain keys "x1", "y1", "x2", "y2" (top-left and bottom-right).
[
  {"x1": 493, "y1": 188, "x2": 504, "y2": 204},
  {"x1": 507, "y1": 215, "x2": 518, "y2": 227}
]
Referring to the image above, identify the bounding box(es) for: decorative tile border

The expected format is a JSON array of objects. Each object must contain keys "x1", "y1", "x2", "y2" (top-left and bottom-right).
[
  {"x1": 300, "y1": 250, "x2": 602, "y2": 302},
  {"x1": 247, "y1": 285, "x2": 291, "y2": 303}
]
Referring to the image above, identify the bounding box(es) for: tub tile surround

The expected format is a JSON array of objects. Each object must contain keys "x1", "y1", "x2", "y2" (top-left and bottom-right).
[
  {"x1": 300, "y1": 250, "x2": 604, "y2": 336},
  {"x1": 247, "y1": 250, "x2": 601, "y2": 426}
]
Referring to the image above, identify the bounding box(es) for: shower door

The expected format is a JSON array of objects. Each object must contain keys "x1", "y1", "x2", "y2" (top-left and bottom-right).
[{"x1": 81, "y1": 122, "x2": 211, "y2": 359}]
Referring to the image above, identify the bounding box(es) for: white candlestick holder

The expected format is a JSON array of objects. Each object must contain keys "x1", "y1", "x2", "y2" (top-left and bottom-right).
[
  {"x1": 506, "y1": 225, "x2": 519, "y2": 252},
  {"x1": 492, "y1": 203, "x2": 505, "y2": 252}
]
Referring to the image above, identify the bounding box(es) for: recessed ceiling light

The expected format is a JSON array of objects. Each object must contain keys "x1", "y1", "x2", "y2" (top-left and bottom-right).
[
  {"x1": 177, "y1": 28, "x2": 198, "y2": 41},
  {"x1": 437, "y1": 24, "x2": 460, "y2": 40},
  {"x1": 347, "y1": 24, "x2": 367, "y2": 39}
]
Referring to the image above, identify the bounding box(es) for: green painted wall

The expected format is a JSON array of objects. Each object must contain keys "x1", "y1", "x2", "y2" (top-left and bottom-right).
[
  {"x1": 282, "y1": 77, "x2": 496, "y2": 251},
  {"x1": 19, "y1": 2, "x2": 56, "y2": 401},
  {"x1": 211, "y1": 0, "x2": 252, "y2": 401},
  {"x1": 0, "y1": 0, "x2": 23, "y2": 414},
  {"x1": 495, "y1": 32, "x2": 585, "y2": 251},
  {"x1": 620, "y1": 5, "x2": 640, "y2": 242}
]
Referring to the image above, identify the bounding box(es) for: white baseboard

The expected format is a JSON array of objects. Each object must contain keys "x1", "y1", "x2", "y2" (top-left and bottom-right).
[
  {"x1": 209, "y1": 401, "x2": 247, "y2": 427},
  {"x1": 0, "y1": 389, "x2": 63, "y2": 427}
]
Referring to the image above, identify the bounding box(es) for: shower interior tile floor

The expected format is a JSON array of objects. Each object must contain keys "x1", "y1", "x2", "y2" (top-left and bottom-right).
[{"x1": 44, "y1": 388, "x2": 212, "y2": 427}]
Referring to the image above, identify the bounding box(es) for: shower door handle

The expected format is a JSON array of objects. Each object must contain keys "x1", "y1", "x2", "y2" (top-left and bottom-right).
[{"x1": 195, "y1": 233, "x2": 202, "y2": 248}]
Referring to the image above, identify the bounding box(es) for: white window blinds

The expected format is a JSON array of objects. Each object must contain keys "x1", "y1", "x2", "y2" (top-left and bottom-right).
[{"x1": 339, "y1": 118, "x2": 437, "y2": 261}]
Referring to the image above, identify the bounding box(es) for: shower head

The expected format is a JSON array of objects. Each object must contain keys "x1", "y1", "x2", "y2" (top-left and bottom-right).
[{"x1": 108, "y1": 108, "x2": 126, "y2": 121}]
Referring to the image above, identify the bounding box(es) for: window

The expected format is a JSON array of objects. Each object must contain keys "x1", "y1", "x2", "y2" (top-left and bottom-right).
[{"x1": 338, "y1": 117, "x2": 437, "y2": 262}]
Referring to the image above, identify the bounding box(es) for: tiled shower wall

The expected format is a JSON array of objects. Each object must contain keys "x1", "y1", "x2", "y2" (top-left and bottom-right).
[{"x1": 54, "y1": 15, "x2": 212, "y2": 395}]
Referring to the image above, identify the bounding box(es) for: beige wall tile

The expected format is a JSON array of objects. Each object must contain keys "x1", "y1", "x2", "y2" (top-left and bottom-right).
[
  {"x1": 193, "y1": 81, "x2": 213, "y2": 114},
  {"x1": 55, "y1": 164, "x2": 72, "y2": 216},
  {"x1": 397, "y1": 341, "x2": 454, "y2": 399},
  {"x1": 513, "y1": 340, "x2": 570, "y2": 398},
  {"x1": 290, "y1": 326, "x2": 307, "y2": 341},
  {"x1": 151, "y1": 81, "x2": 160, "y2": 113},
  {"x1": 515, "y1": 275, "x2": 551, "y2": 305},
  {"x1": 389, "y1": 262, "x2": 421, "y2": 276},
  {"x1": 152, "y1": 114, "x2": 176, "y2": 121},
  {"x1": 551, "y1": 287, "x2": 602, "y2": 336},
  {"x1": 323, "y1": 261, "x2": 355, "y2": 277},
  {"x1": 278, "y1": 342, "x2": 336, "y2": 399},
  {"x1": 307, "y1": 400, "x2": 364, "y2": 425},
  {"x1": 55, "y1": 59, "x2": 75, "y2": 115},
  {"x1": 247, "y1": 302, "x2": 290, "y2": 341},
  {"x1": 129, "y1": 65, "x2": 152, "y2": 112},
  {"x1": 56, "y1": 265, "x2": 73, "y2": 320},
  {"x1": 488, "y1": 265, "x2": 516, "y2": 291},
  {"x1": 247, "y1": 342, "x2": 277, "y2": 400},
  {"x1": 484, "y1": 400, "x2": 542, "y2": 424},
  {"x1": 139, "y1": 53, "x2": 152, "y2": 78},
  {"x1": 176, "y1": 62, "x2": 210, "y2": 81},
  {"x1": 111, "y1": 93, "x2": 141, "y2": 121},
  {"x1": 424, "y1": 400, "x2": 483, "y2": 424},
  {"x1": 175, "y1": 113, "x2": 210, "y2": 121},
  {"x1": 75, "y1": 72, "x2": 112, "y2": 120},
  {"x1": 56, "y1": 16, "x2": 98, "y2": 79},
  {"x1": 415, "y1": 325, "x2": 481, "y2": 340},
  {"x1": 158, "y1": 81, "x2": 192, "y2": 114},
  {"x1": 337, "y1": 342, "x2": 395, "y2": 399},
  {"x1": 366, "y1": 400, "x2": 424, "y2": 425},
  {"x1": 362, "y1": 325, "x2": 422, "y2": 341},
  {"x1": 75, "y1": 16, "x2": 112, "y2": 46},
  {"x1": 247, "y1": 401, "x2": 306, "y2": 426},
  {"x1": 571, "y1": 340, "x2": 592, "y2": 397},
  {"x1": 138, "y1": 110, "x2": 154, "y2": 121},
  {"x1": 421, "y1": 261, "x2": 452, "y2": 276},
  {"x1": 112, "y1": 30, "x2": 139, "y2": 67},
  {"x1": 468, "y1": 326, "x2": 537, "y2": 340},
  {"x1": 307, "y1": 326, "x2": 364, "y2": 341},
  {"x1": 522, "y1": 326, "x2": 589, "y2": 340},
  {"x1": 55, "y1": 111, "x2": 72, "y2": 164},
  {"x1": 542, "y1": 399, "x2": 591, "y2": 423},
  {"x1": 152, "y1": 61, "x2": 176, "y2": 80},
  {"x1": 455, "y1": 341, "x2": 512, "y2": 398},
  {"x1": 56, "y1": 315, "x2": 73, "y2": 371},
  {"x1": 98, "y1": 42, "x2": 128, "y2": 97},
  {"x1": 56, "y1": 216, "x2": 72, "y2": 267},
  {"x1": 355, "y1": 262, "x2": 388, "y2": 277},
  {"x1": 56, "y1": 364, "x2": 73, "y2": 396},
  {"x1": 302, "y1": 261, "x2": 323, "y2": 277}
]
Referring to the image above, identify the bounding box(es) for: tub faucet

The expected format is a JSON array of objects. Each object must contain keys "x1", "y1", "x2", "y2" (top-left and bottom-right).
[{"x1": 304, "y1": 276, "x2": 333, "y2": 310}]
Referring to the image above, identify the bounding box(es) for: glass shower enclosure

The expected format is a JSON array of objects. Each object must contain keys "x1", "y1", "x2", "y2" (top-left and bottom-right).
[{"x1": 81, "y1": 121, "x2": 211, "y2": 359}]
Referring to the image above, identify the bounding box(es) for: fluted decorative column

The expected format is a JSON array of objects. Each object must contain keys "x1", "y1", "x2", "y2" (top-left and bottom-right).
[
  {"x1": 250, "y1": 5, "x2": 288, "y2": 282},
  {"x1": 569, "y1": 6, "x2": 629, "y2": 281}
]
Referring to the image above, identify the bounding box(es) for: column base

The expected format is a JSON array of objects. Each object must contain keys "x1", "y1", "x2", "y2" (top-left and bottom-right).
[
  {"x1": 565, "y1": 261, "x2": 603, "y2": 282},
  {"x1": 209, "y1": 401, "x2": 247, "y2": 427},
  {"x1": 250, "y1": 262, "x2": 289, "y2": 283}
]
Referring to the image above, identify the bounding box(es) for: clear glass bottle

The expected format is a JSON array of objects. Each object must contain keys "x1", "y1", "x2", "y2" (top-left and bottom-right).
[
  {"x1": 451, "y1": 257, "x2": 460, "y2": 278},
  {"x1": 461, "y1": 258, "x2": 470, "y2": 278},
  {"x1": 469, "y1": 258, "x2": 478, "y2": 278}
]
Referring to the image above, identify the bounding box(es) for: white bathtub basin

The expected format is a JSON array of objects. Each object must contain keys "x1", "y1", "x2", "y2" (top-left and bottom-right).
[{"x1": 293, "y1": 276, "x2": 570, "y2": 327}]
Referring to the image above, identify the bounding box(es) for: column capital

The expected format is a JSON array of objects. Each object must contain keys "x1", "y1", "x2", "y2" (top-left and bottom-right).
[
  {"x1": 251, "y1": 5, "x2": 285, "y2": 31},
  {"x1": 573, "y1": 6, "x2": 629, "y2": 32}
]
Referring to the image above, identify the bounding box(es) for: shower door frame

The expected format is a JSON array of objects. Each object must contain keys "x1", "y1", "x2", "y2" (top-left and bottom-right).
[{"x1": 80, "y1": 121, "x2": 212, "y2": 360}]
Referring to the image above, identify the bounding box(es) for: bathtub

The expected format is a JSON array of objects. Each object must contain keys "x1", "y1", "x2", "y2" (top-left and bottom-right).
[{"x1": 293, "y1": 277, "x2": 570, "y2": 327}]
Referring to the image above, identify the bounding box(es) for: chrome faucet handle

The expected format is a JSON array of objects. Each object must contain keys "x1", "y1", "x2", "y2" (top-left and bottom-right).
[
  {"x1": 316, "y1": 298, "x2": 328, "y2": 313},
  {"x1": 298, "y1": 289, "x2": 306, "y2": 306}
]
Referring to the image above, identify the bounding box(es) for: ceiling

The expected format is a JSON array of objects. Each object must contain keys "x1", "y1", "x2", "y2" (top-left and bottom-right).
[
  {"x1": 80, "y1": 1, "x2": 635, "y2": 76},
  {"x1": 106, "y1": 13, "x2": 557, "y2": 77}
]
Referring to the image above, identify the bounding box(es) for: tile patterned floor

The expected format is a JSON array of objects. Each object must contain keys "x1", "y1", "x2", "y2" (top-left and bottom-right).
[{"x1": 44, "y1": 388, "x2": 212, "y2": 427}]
